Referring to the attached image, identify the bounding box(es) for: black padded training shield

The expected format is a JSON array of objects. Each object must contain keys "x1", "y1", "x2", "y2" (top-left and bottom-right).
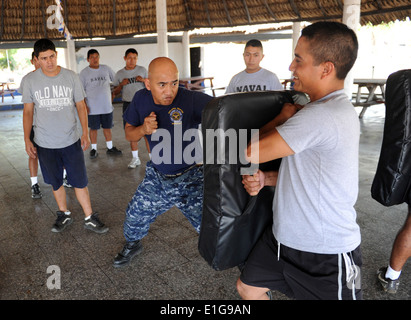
[
  {"x1": 199, "y1": 90, "x2": 309, "y2": 270},
  {"x1": 371, "y1": 69, "x2": 411, "y2": 206}
]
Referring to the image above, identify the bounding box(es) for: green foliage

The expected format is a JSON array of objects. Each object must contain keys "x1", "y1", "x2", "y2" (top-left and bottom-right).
[
  {"x1": 0, "y1": 49, "x2": 31, "y2": 71},
  {"x1": 0, "y1": 49, "x2": 17, "y2": 70}
]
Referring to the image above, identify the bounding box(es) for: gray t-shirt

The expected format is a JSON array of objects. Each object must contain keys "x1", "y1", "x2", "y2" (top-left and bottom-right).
[
  {"x1": 79, "y1": 64, "x2": 115, "y2": 115},
  {"x1": 113, "y1": 65, "x2": 147, "y2": 102},
  {"x1": 19, "y1": 71, "x2": 36, "y2": 125},
  {"x1": 18, "y1": 72, "x2": 31, "y2": 95},
  {"x1": 22, "y1": 67, "x2": 86, "y2": 149},
  {"x1": 225, "y1": 68, "x2": 283, "y2": 93},
  {"x1": 274, "y1": 90, "x2": 361, "y2": 254}
]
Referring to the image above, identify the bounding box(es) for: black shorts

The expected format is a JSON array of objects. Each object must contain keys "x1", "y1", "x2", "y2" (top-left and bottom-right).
[
  {"x1": 88, "y1": 112, "x2": 114, "y2": 130},
  {"x1": 240, "y1": 227, "x2": 362, "y2": 300},
  {"x1": 30, "y1": 127, "x2": 35, "y2": 143}
]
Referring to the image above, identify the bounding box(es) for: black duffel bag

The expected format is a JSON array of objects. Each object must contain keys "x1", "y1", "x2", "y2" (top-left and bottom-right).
[
  {"x1": 371, "y1": 69, "x2": 411, "y2": 206},
  {"x1": 199, "y1": 90, "x2": 309, "y2": 270}
]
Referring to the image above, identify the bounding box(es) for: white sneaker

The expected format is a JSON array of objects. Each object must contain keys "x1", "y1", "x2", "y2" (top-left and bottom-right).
[{"x1": 128, "y1": 157, "x2": 141, "y2": 168}]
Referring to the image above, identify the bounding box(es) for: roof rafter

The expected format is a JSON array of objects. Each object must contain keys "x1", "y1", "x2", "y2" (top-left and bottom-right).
[
  {"x1": 41, "y1": 0, "x2": 48, "y2": 38},
  {"x1": 112, "y1": 0, "x2": 116, "y2": 36},
  {"x1": 203, "y1": 0, "x2": 212, "y2": 27},
  {"x1": 222, "y1": 0, "x2": 233, "y2": 26},
  {"x1": 20, "y1": 0, "x2": 26, "y2": 40},
  {"x1": 183, "y1": 0, "x2": 193, "y2": 28},
  {"x1": 315, "y1": 0, "x2": 328, "y2": 17},
  {"x1": 288, "y1": 0, "x2": 302, "y2": 19},
  {"x1": 86, "y1": 0, "x2": 92, "y2": 38},
  {"x1": 263, "y1": 0, "x2": 277, "y2": 21},
  {"x1": 242, "y1": 0, "x2": 252, "y2": 24}
]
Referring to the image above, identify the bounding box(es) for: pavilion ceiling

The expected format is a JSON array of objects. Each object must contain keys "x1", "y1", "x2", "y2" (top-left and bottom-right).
[{"x1": 0, "y1": 0, "x2": 410, "y2": 41}]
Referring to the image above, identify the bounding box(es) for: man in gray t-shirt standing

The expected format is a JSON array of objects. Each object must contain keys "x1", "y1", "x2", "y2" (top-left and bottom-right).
[
  {"x1": 22, "y1": 38, "x2": 108, "y2": 234},
  {"x1": 238, "y1": 22, "x2": 362, "y2": 300},
  {"x1": 80, "y1": 49, "x2": 122, "y2": 159},
  {"x1": 225, "y1": 39, "x2": 283, "y2": 94},
  {"x1": 113, "y1": 48, "x2": 148, "y2": 169}
]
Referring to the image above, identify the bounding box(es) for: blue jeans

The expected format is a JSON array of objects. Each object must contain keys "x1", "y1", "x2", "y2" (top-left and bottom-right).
[{"x1": 123, "y1": 161, "x2": 204, "y2": 242}]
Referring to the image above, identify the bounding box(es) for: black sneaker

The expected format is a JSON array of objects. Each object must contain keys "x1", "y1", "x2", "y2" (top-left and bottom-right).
[
  {"x1": 113, "y1": 240, "x2": 143, "y2": 268},
  {"x1": 31, "y1": 183, "x2": 42, "y2": 199},
  {"x1": 106, "y1": 146, "x2": 122, "y2": 155},
  {"x1": 84, "y1": 212, "x2": 109, "y2": 234},
  {"x1": 90, "y1": 149, "x2": 98, "y2": 159},
  {"x1": 51, "y1": 211, "x2": 73, "y2": 233},
  {"x1": 377, "y1": 267, "x2": 400, "y2": 294}
]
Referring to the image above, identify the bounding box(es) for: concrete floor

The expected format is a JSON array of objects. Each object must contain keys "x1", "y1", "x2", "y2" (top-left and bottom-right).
[{"x1": 0, "y1": 99, "x2": 409, "y2": 300}]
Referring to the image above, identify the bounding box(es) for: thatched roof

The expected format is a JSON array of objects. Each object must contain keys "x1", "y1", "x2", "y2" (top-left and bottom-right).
[{"x1": 1, "y1": 0, "x2": 410, "y2": 41}]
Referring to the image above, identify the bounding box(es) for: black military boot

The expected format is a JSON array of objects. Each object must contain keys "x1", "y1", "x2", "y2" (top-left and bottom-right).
[{"x1": 113, "y1": 240, "x2": 143, "y2": 268}]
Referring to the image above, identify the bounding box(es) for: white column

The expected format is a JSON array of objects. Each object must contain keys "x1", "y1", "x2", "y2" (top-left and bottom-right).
[
  {"x1": 182, "y1": 31, "x2": 191, "y2": 78},
  {"x1": 342, "y1": 0, "x2": 361, "y2": 99},
  {"x1": 291, "y1": 22, "x2": 301, "y2": 77},
  {"x1": 65, "y1": 39, "x2": 77, "y2": 72},
  {"x1": 156, "y1": 0, "x2": 168, "y2": 57},
  {"x1": 292, "y1": 22, "x2": 301, "y2": 56}
]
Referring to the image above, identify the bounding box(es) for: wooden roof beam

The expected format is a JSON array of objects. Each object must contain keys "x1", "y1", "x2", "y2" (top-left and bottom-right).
[
  {"x1": 288, "y1": 0, "x2": 302, "y2": 19},
  {"x1": 336, "y1": 0, "x2": 344, "y2": 11},
  {"x1": 41, "y1": 0, "x2": 48, "y2": 38},
  {"x1": 203, "y1": 0, "x2": 212, "y2": 27},
  {"x1": 86, "y1": 0, "x2": 92, "y2": 38},
  {"x1": 0, "y1": 0, "x2": 4, "y2": 40},
  {"x1": 361, "y1": 4, "x2": 411, "y2": 17},
  {"x1": 183, "y1": 0, "x2": 193, "y2": 29},
  {"x1": 242, "y1": 0, "x2": 252, "y2": 24},
  {"x1": 137, "y1": 0, "x2": 142, "y2": 33},
  {"x1": 263, "y1": 0, "x2": 277, "y2": 21},
  {"x1": 315, "y1": 0, "x2": 328, "y2": 17},
  {"x1": 63, "y1": 0, "x2": 69, "y2": 30},
  {"x1": 112, "y1": 0, "x2": 116, "y2": 35},
  {"x1": 21, "y1": 0, "x2": 26, "y2": 40},
  {"x1": 222, "y1": 0, "x2": 233, "y2": 26},
  {"x1": 374, "y1": 0, "x2": 383, "y2": 10}
]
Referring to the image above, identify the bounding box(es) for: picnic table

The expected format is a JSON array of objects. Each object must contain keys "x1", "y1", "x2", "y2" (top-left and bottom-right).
[
  {"x1": 353, "y1": 78, "x2": 386, "y2": 118},
  {"x1": 179, "y1": 76, "x2": 224, "y2": 97},
  {"x1": 0, "y1": 82, "x2": 16, "y2": 103}
]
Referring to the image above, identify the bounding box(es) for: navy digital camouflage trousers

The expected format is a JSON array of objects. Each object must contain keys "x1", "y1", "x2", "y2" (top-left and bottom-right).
[{"x1": 123, "y1": 161, "x2": 204, "y2": 242}]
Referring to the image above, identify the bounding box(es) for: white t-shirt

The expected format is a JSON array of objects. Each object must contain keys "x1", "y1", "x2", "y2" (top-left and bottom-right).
[
  {"x1": 79, "y1": 64, "x2": 115, "y2": 115},
  {"x1": 113, "y1": 66, "x2": 147, "y2": 102},
  {"x1": 225, "y1": 68, "x2": 283, "y2": 93},
  {"x1": 274, "y1": 90, "x2": 361, "y2": 254}
]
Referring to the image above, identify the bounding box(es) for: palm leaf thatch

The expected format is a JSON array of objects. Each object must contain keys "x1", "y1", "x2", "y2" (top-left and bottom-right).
[{"x1": 0, "y1": 0, "x2": 410, "y2": 41}]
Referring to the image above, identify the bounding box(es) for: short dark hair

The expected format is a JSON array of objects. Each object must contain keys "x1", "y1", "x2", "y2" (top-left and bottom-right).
[
  {"x1": 33, "y1": 38, "x2": 56, "y2": 58},
  {"x1": 301, "y1": 21, "x2": 358, "y2": 80},
  {"x1": 245, "y1": 39, "x2": 263, "y2": 49},
  {"x1": 125, "y1": 48, "x2": 138, "y2": 57},
  {"x1": 87, "y1": 49, "x2": 99, "y2": 59}
]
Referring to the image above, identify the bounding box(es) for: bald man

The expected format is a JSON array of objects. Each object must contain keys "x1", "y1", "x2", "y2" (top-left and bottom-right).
[{"x1": 113, "y1": 57, "x2": 213, "y2": 268}]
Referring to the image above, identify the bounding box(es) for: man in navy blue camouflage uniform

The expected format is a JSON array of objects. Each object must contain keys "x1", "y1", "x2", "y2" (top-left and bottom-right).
[{"x1": 113, "y1": 57, "x2": 213, "y2": 267}]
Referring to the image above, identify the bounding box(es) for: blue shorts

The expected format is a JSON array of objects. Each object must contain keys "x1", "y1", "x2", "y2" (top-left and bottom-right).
[
  {"x1": 122, "y1": 102, "x2": 130, "y2": 128},
  {"x1": 37, "y1": 140, "x2": 88, "y2": 191},
  {"x1": 88, "y1": 112, "x2": 113, "y2": 130},
  {"x1": 123, "y1": 161, "x2": 203, "y2": 242}
]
